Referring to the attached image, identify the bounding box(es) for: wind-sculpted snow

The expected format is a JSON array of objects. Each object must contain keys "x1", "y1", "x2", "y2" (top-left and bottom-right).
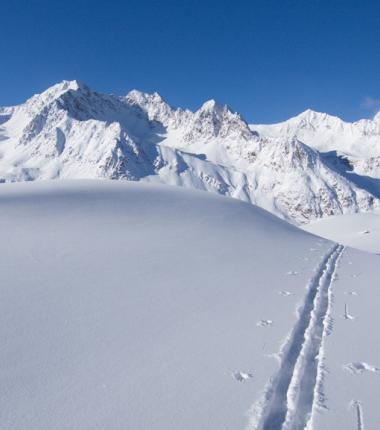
[{"x1": 0, "y1": 81, "x2": 378, "y2": 223}]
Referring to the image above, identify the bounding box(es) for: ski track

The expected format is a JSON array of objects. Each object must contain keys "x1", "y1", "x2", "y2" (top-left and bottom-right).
[{"x1": 256, "y1": 244, "x2": 344, "y2": 430}]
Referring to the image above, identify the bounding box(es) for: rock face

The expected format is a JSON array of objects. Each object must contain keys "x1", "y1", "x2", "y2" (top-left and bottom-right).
[{"x1": 0, "y1": 80, "x2": 378, "y2": 224}]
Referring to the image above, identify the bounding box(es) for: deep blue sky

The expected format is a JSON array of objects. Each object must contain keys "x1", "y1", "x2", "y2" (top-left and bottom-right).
[{"x1": 1, "y1": 0, "x2": 380, "y2": 122}]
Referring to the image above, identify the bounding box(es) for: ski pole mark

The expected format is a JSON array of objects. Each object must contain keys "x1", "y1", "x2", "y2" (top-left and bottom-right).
[
  {"x1": 344, "y1": 303, "x2": 355, "y2": 320},
  {"x1": 352, "y1": 400, "x2": 364, "y2": 430},
  {"x1": 254, "y1": 245, "x2": 344, "y2": 430}
]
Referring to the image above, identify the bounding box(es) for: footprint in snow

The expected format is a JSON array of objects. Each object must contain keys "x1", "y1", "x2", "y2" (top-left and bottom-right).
[
  {"x1": 360, "y1": 230, "x2": 370, "y2": 234},
  {"x1": 233, "y1": 371, "x2": 253, "y2": 382},
  {"x1": 257, "y1": 319, "x2": 273, "y2": 327},
  {"x1": 279, "y1": 290, "x2": 293, "y2": 297},
  {"x1": 343, "y1": 362, "x2": 380, "y2": 375},
  {"x1": 286, "y1": 270, "x2": 299, "y2": 276}
]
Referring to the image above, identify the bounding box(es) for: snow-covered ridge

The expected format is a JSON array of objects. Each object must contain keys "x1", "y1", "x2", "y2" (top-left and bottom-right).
[
  {"x1": 251, "y1": 108, "x2": 380, "y2": 159},
  {"x1": 0, "y1": 80, "x2": 378, "y2": 223}
]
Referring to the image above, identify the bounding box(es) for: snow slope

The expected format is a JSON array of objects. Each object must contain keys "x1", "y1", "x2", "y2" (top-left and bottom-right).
[
  {"x1": 310, "y1": 247, "x2": 380, "y2": 430},
  {"x1": 0, "y1": 81, "x2": 378, "y2": 224},
  {"x1": 1, "y1": 181, "x2": 379, "y2": 429},
  {"x1": 303, "y1": 210, "x2": 380, "y2": 253}
]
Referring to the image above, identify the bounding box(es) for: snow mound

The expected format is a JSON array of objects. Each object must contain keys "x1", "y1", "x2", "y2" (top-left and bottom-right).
[
  {"x1": 1, "y1": 181, "x2": 380, "y2": 429},
  {"x1": 0, "y1": 180, "x2": 330, "y2": 430}
]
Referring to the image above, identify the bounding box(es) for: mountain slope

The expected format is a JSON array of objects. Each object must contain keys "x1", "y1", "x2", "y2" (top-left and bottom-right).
[
  {"x1": 251, "y1": 110, "x2": 380, "y2": 199},
  {"x1": 0, "y1": 81, "x2": 378, "y2": 223},
  {"x1": 251, "y1": 109, "x2": 380, "y2": 158}
]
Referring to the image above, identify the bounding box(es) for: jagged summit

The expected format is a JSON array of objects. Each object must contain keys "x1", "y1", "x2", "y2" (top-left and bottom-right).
[
  {"x1": 126, "y1": 89, "x2": 175, "y2": 124},
  {"x1": 57, "y1": 79, "x2": 88, "y2": 91},
  {"x1": 126, "y1": 89, "x2": 167, "y2": 106},
  {"x1": 0, "y1": 80, "x2": 378, "y2": 224}
]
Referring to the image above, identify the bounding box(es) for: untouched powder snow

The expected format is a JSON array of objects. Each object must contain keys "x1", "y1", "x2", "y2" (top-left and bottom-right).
[
  {"x1": 1, "y1": 181, "x2": 379, "y2": 429},
  {"x1": 303, "y1": 211, "x2": 380, "y2": 253}
]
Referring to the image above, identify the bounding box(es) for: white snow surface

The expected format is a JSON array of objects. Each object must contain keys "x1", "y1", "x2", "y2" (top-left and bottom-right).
[
  {"x1": 0, "y1": 81, "x2": 378, "y2": 224},
  {"x1": 304, "y1": 210, "x2": 380, "y2": 253},
  {"x1": 1, "y1": 180, "x2": 379, "y2": 429},
  {"x1": 310, "y1": 247, "x2": 380, "y2": 430}
]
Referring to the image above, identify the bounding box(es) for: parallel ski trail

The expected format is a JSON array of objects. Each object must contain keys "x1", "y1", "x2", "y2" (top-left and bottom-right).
[{"x1": 257, "y1": 244, "x2": 343, "y2": 430}]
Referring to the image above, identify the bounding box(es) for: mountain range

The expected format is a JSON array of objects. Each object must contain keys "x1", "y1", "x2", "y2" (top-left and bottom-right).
[{"x1": 1, "y1": 80, "x2": 379, "y2": 224}]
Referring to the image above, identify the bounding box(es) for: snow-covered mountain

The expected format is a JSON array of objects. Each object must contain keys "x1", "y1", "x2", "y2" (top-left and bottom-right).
[
  {"x1": 0, "y1": 80, "x2": 378, "y2": 223},
  {"x1": 251, "y1": 109, "x2": 380, "y2": 158},
  {"x1": 251, "y1": 110, "x2": 380, "y2": 196}
]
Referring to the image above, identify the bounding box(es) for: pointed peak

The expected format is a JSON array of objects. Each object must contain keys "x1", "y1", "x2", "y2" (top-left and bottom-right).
[
  {"x1": 44, "y1": 79, "x2": 89, "y2": 95},
  {"x1": 59, "y1": 79, "x2": 84, "y2": 91},
  {"x1": 27, "y1": 80, "x2": 90, "y2": 105},
  {"x1": 18, "y1": 80, "x2": 93, "y2": 117},
  {"x1": 126, "y1": 89, "x2": 144, "y2": 101},
  {"x1": 373, "y1": 110, "x2": 380, "y2": 123},
  {"x1": 197, "y1": 100, "x2": 238, "y2": 119},
  {"x1": 293, "y1": 109, "x2": 344, "y2": 125},
  {"x1": 297, "y1": 109, "x2": 324, "y2": 119},
  {"x1": 199, "y1": 99, "x2": 225, "y2": 112}
]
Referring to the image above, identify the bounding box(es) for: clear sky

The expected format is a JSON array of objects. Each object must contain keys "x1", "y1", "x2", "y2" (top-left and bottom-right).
[{"x1": 1, "y1": 0, "x2": 380, "y2": 123}]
